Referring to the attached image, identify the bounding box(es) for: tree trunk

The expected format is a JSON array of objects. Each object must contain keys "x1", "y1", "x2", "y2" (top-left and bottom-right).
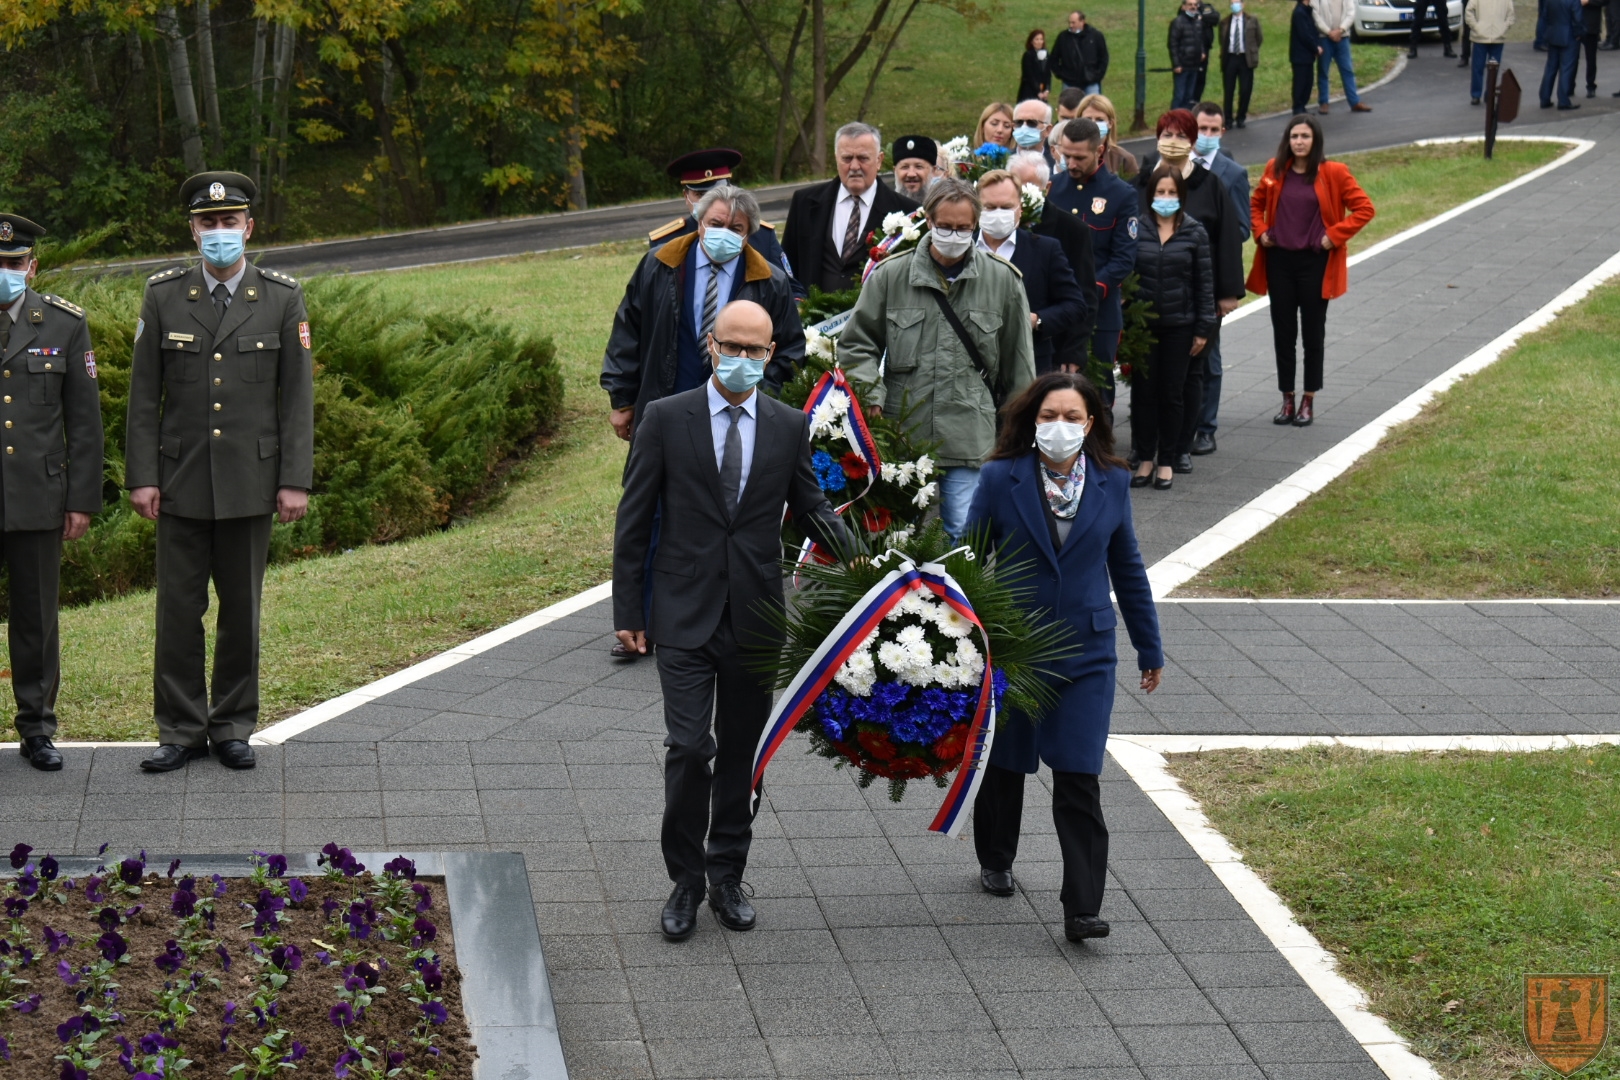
[
  {"x1": 811, "y1": 0, "x2": 826, "y2": 175},
  {"x1": 565, "y1": 89, "x2": 588, "y2": 211},
  {"x1": 857, "y1": 0, "x2": 920, "y2": 120},
  {"x1": 358, "y1": 56, "x2": 422, "y2": 225},
  {"x1": 81, "y1": 36, "x2": 98, "y2": 95},
  {"x1": 268, "y1": 22, "x2": 295, "y2": 233},
  {"x1": 156, "y1": 6, "x2": 206, "y2": 173},
  {"x1": 249, "y1": 19, "x2": 267, "y2": 193},
  {"x1": 771, "y1": 1, "x2": 810, "y2": 180},
  {"x1": 196, "y1": 0, "x2": 224, "y2": 157}
]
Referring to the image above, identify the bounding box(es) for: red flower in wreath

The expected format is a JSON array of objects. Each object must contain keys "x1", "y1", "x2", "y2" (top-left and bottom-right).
[
  {"x1": 885, "y1": 757, "x2": 930, "y2": 780},
  {"x1": 857, "y1": 729, "x2": 897, "y2": 761},
  {"x1": 1118, "y1": 363, "x2": 1133, "y2": 380},
  {"x1": 861, "y1": 506, "x2": 892, "y2": 533},
  {"x1": 932, "y1": 724, "x2": 969, "y2": 763},
  {"x1": 840, "y1": 451, "x2": 869, "y2": 480}
]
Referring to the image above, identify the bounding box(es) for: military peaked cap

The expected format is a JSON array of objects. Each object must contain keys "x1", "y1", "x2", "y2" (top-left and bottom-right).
[
  {"x1": 180, "y1": 171, "x2": 257, "y2": 215},
  {"x1": 0, "y1": 214, "x2": 45, "y2": 257},
  {"x1": 665, "y1": 148, "x2": 744, "y2": 192}
]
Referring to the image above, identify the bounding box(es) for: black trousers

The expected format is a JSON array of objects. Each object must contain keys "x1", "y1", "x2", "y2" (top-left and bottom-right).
[
  {"x1": 1130, "y1": 323, "x2": 1197, "y2": 466},
  {"x1": 1291, "y1": 61, "x2": 1315, "y2": 113},
  {"x1": 655, "y1": 606, "x2": 773, "y2": 889},
  {"x1": 3, "y1": 529, "x2": 63, "y2": 740},
  {"x1": 1192, "y1": 59, "x2": 1212, "y2": 101},
  {"x1": 1176, "y1": 323, "x2": 1218, "y2": 456},
  {"x1": 974, "y1": 764, "x2": 1109, "y2": 918},
  {"x1": 1581, "y1": 32, "x2": 1599, "y2": 88},
  {"x1": 1411, "y1": 0, "x2": 1454, "y2": 47},
  {"x1": 1222, "y1": 56, "x2": 1255, "y2": 122},
  {"x1": 154, "y1": 513, "x2": 273, "y2": 747},
  {"x1": 1267, "y1": 246, "x2": 1330, "y2": 393}
]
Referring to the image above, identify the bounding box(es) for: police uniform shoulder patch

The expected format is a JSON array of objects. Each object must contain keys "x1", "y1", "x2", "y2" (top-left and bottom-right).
[
  {"x1": 147, "y1": 266, "x2": 185, "y2": 285},
  {"x1": 647, "y1": 217, "x2": 685, "y2": 243},
  {"x1": 985, "y1": 251, "x2": 1023, "y2": 278},
  {"x1": 41, "y1": 294, "x2": 85, "y2": 319},
  {"x1": 261, "y1": 268, "x2": 299, "y2": 287},
  {"x1": 1126, "y1": 217, "x2": 1139, "y2": 239}
]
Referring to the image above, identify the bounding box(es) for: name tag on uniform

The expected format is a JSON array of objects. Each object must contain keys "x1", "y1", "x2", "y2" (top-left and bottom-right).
[
  {"x1": 167, "y1": 332, "x2": 196, "y2": 343},
  {"x1": 26, "y1": 348, "x2": 64, "y2": 356}
]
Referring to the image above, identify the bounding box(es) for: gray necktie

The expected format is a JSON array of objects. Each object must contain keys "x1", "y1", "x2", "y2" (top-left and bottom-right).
[
  {"x1": 840, "y1": 195, "x2": 864, "y2": 263},
  {"x1": 719, "y1": 405, "x2": 744, "y2": 516},
  {"x1": 0, "y1": 315, "x2": 9, "y2": 355},
  {"x1": 213, "y1": 282, "x2": 231, "y2": 322},
  {"x1": 700, "y1": 263, "x2": 720, "y2": 345}
]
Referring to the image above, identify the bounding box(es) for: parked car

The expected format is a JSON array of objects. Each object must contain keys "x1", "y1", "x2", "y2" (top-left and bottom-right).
[{"x1": 1351, "y1": 0, "x2": 1463, "y2": 38}]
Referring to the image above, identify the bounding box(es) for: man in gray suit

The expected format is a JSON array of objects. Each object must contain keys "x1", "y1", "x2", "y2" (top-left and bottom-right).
[{"x1": 613, "y1": 299, "x2": 849, "y2": 942}]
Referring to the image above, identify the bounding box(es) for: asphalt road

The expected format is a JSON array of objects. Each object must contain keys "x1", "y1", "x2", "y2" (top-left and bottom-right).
[{"x1": 89, "y1": 41, "x2": 1617, "y2": 279}]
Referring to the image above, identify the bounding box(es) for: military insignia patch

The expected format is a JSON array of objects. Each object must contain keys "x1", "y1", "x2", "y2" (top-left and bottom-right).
[
  {"x1": 210, "y1": 181, "x2": 226, "y2": 201},
  {"x1": 1526, "y1": 974, "x2": 1608, "y2": 1076},
  {"x1": 26, "y1": 348, "x2": 64, "y2": 356},
  {"x1": 1091, "y1": 197, "x2": 1107, "y2": 215},
  {"x1": 1127, "y1": 217, "x2": 1139, "y2": 239},
  {"x1": 299, "y1": 321, "x2": 311, "y2": 349},
  {"x1": 84, "y1": 351, "x2": 97, "y2": 379},
  {"x1": 0, "y1": 222, "x2": 11, "y2": 242}
]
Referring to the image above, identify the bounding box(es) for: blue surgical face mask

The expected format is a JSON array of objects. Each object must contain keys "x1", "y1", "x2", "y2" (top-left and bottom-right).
[
  {"x1": 1231, "y1": 1, "x2": 1242, "y2": 10},
  {"x1": 713, "y1": 347, "x2": 768, "y2": 393},
  {"x1": 1095, "y1": 120, "x2": 1110, "y2": 139},
  {"x1": 0, "y1": 269, "x2": 27, "y2": 304},
  {"x1": 701, "y1": 226, "x2": 745, "y2": 264},
  {"x1": 198, "y1": 227, "x2": 246, "y2": 269},
  {"x1": 1195, "y1": 134, "x2": 1222, "y2": 156},
  {"x1": 1152, "y1": 197, "x2": 1181, "y2": 217},
  {"x1": 1012, "y1": 124, "x2": 1045, "y2": 148}
]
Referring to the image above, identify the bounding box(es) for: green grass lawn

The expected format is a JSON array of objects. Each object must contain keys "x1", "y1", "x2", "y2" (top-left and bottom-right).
[
  {"x1": 1170, "y1": 746, "x2": 1620, "y2": 1080},
  {"x1": 1185, "y1": 270, "x2": 1620, "y2": 599},
  {"x1": 846, "y1": 0, "x2": 1399, "y2": 143},
  {"x1": 13, "y1": 140, "x2": 1568, "y2": 742}
]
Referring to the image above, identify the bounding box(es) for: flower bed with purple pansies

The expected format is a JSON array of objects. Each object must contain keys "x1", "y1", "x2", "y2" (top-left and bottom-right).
[{"x1": 0, "y1": 843, "x2": 475, "y2": 1079}]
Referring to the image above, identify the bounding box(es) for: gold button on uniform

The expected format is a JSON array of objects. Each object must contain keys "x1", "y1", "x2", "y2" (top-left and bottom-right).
[
  {"x1": 212, "y1": 429, "x2": 221, "y2": 437},
  {"x1": 256, "y1": 341, "x2": 263, "y2": 348},
  {"x1": 4, "y1": 447, "x2": 11, "y2": 455},
  {"x1": 3, "y1": 371, "x2": 10, "y2": 378},
  {"x1": 43, "y1": 363, "x2": 51, "y2": 370},
  {"x1": 213, "y1": 403, "x2": 222, "y2": 411},
  {"x1": 3, "y1": 421, "x2": 10, "y2": 429},
  {"x1": 213, "y1": 378, "x2": 221, "y2": 386},
  {"x1": 214, "y1": 353, "x2": 222, "y2": 362},
  {"x1": 2, "y1": 396, "x2": 9, "y2": 403}
]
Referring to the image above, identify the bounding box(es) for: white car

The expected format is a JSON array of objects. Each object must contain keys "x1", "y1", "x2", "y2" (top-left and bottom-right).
[{"x1": 1351, "y1": 0, "x2": 1464, "y2": 39}]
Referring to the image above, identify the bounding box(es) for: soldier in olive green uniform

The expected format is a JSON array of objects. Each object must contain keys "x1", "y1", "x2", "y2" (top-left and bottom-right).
[
  {"x1": 125, "y1": 173, "x2": 314, "y2": 773},
  {"x1": 0, "y1": 214, "x2": 106, "y2": 771}
]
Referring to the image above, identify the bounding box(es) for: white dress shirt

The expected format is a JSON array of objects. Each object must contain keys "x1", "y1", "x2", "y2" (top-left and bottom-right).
[
  {"x1": 976, "y1": 228, "x2": 1019, "y2": 260},
  {"x1": 707, "y1": 377, "x2": 757, "y2": 497},
  {"x1": 692, "y1": 241, "x2": 742, "y2": 327},
  {"x1": 829, "y1": 184, "x2": 878, "y2": 253}
]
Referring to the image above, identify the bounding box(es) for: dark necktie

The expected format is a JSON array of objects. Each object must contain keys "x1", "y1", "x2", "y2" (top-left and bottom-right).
[
  {"x1": 0, "y1": 315, "x2": 9, "y2": 355},
  {"x1": 213, "y1": 282, "x2": 230, "y2": 322},
  {"x1": 719, "y1": 405, "x2": 744, "y2": 516},
  {"x1": 840, "y1": 194, "x2": 864, "y2": 263},
  {"x1": 700, "y1": 262, "x2": 721, "y2": 345}
]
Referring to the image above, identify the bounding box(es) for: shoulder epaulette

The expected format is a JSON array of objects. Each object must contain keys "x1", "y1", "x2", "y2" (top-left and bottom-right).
[
  {"x1": 759, "y1": 220, "x2": 775, "y2": 231},
  {"x1": 260, "y1": 268, "x2": 299, "y2": 287},
  {"x1": 985, "y1": 251, "x2": 1022, "y2": 279},
  {"x1": 647, "y1": 217, "x2": 685, "y2": 244},
  {"x1": 40, "y1": 294, "x2": 85, "y2": 319},
  {"x1": 146, "y1": 266, "x2": 186, "y2": 285}
]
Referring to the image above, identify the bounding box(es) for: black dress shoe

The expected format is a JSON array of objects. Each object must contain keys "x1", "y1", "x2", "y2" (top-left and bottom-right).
[
  {"x1": 215, "y1": 740, "x2": 257, "y2": 770},
  {"x1": 980, "y1": 868, "x2": 1016, "y2": 897},
  {"x1": 1173, "y1": 454, "x2": 1193, "y2": 474},
  {"x1": 20, "y1": 736, "x2": 63, "y2": 772},
  {"x1": 1065, "y1": 914, "x2": 1111, "y2": 941},
  {"x1": 1408, "y1": 46, "x2": 1419, "y2": 58},
  {"x1": 661, "y1": 885, "x2": 702, "y2": 941},
  {"x1": 1190, "y1": 431, "x2": 1216, "y2": 455},
  {"x1": 140, "y1": 744, "x2": 209, "y2": 773},
  {"x1": 1153, "y1": 475, "x2": 1173, "y2": 491},
  {"x1": 1130, "y1": 473, "x2": 1152, "y2": 488},
  {"x1": 708, "y1": 880, "x2": 756, "y2": 931},
  {"x1": 609, "y1": 641, "x2": 640, "y2": 661},
  {"x1": 1443, "y1": 47, "x2": 1457, "y2": 58},
  {"x1": 1587, "y1": 87, "x2": 1597, "y2": 98},
  {"x1": 1558, "y1": 102, "x2": 1582, "y2": 109},
  {"x1": 1234, "y1": 119, "x2": 1246, "y2": 128}
]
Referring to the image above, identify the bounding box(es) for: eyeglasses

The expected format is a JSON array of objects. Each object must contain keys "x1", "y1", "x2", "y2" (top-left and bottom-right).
[
  {"x1": 931, "y1": 227, "x2": 974, "y2": 241},
  {"x1": 1014, "y1": 119, "x2": 1044, "y2": 129},
  {"x1": 712, "y1": 340, "x2": 774, "y2": 361}
]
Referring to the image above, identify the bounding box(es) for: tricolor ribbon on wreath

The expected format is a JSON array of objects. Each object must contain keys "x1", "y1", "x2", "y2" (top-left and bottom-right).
[
  {"x1": 793, "y1": 366, "x2": 882, "y2": 580},
  {"x1": 750, "y1": 553, "x2": 997, "y2": 838}
]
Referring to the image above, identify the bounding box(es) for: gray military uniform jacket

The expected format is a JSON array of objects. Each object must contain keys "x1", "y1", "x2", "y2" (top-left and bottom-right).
[
  {"x1": 125, "y1": 263, "x2": 315, "y2": 519},
  {"x1": 1, "y1": 289, "x2": 105, "y2": 531}
]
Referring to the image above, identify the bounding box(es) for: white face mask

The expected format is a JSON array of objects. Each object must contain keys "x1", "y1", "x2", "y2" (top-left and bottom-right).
[
  {"x1": 1035, "y1": 419, "x2": 1089, "y2": 461},
  {"x1": 930, "y1": 228, "x2": 973, "y2": 258},
  {"x1": 979, "y1": 208, "x2": 1018, "y2": 240}
]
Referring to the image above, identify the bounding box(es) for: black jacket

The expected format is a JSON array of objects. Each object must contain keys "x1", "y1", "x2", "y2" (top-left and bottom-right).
[
  {"x1": 1019, "y1": 48, "x2": 1051, "y2": 100},
  {"x1": 1028, "y1": 206, "x2": 1098, "y2": 367},
  {"x1": 1051, "y1": 25, "x2": 1109, "y2": 86},
  {"x1": 1168, "y1": 12, "x2": 1208, "y2": 68},
  {"x1": 1133, "y1": 216, "x2": 1216, "y2": 335},
  {"x1": 1291, "y1": 1, "x2": 1322, "y2": 63},
  {"x1": 1133, "y1": 155, "x2": 1246, "y2": 301},
  {"x1": 600, "y1": 234, "x2": 803, "y2": 426},
  {"x1": 780, "y1": 178, "x2": 919, "y2": 295},
  {"x1": 1002, "y1": 230, "x2": 1088, "y2": 372},
  {"x1": 612, "y1": 385, "x2": 849, "y2": 649}
]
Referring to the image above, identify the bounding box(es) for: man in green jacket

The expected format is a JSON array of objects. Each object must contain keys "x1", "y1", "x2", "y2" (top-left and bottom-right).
[{"x1": 838, "y1": 177, "x2": 1036, "y2": 540}]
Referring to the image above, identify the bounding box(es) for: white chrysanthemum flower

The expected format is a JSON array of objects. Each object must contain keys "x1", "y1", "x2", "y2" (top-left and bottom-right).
[
  {"x1": 912, "y1": 482, "x2": 938, "y2": 509},
  {"x1": 935, "y1": 606, "x2": 974, "y2": 639},
  {"x1": 1021, "y1": 182, "x2": 1047, "y2": 218},
  {"x1": 942, "y1": 135, "x2": 972, "y2": 164},
  {"x1": 900, "y1": 225, "x2": 921, "y2": 243},
  {"x1": 889, "y1": 527, "x2": 914, "y2": 546},
  {"x1": 914, "y1": 454, "x2": 935, "y2": 477},
  {"x1": 825, "y1": 390, "x2": 850, "y2": 418},
  {"x1": 804, "y1": 328, "x2": 835, "y2": 362},
  {"x1": 881, "y1": 211, "x2": 909, "y2": 236},
  {"x1": 835, "y1": 644, "x2": 877, "y2": 696},
  {"x1": 809, "y1": 401, "x2": 840, "y2": 438},
  {"x1": 953, "y1": 636, "x2": 985, "y2": 676}
]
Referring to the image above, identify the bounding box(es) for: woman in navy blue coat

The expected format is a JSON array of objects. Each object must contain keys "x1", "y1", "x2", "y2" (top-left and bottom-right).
[{"x1": 965, "y1": 371, "x2": 1164, "y2": 943}]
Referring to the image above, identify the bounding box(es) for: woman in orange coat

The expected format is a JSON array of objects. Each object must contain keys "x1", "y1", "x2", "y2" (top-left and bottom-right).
[{"x1": 1246, "y1": 116, "x2": 1374, "y2": 427}]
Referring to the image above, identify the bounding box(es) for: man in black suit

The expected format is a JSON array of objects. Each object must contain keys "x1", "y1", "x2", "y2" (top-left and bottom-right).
[
  {"x1": 614, "y1": 300, "x2": 850, "y2": 942},
  {"x1": 975, "y1": 169, "x2": 1087, "y2": 377},
  {"x1": 780, "y1": 121, "x2": 920, "y2": 294},
  {"x1": 1008, "y1": 152, "x2": 1097, "y2": 373}
]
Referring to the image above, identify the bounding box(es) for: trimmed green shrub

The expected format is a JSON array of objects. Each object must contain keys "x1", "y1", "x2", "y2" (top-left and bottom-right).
[{"x1": 28, "y1": 269, "x2": 564, "y2": 606}]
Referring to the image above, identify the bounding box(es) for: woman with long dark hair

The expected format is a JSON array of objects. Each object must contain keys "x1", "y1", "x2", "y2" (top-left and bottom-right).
[
  {"x1": 1130, "y1": 163, "x2": 1215, "y2": 490},
  {"x1": 965, "y1": 372, "x2": 1163, "y2": 945},
  {"x1": 1019, "y1": 29, "x2": 1052, "y2": 101},
  {"x1": 1247, "y1": 116, "x2": 1374, "y2": 426}
]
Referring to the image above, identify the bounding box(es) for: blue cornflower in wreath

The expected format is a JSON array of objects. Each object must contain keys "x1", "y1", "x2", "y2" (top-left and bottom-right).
[{"x1": 810, "y1": 449, "x2": 848, "y2": 493}]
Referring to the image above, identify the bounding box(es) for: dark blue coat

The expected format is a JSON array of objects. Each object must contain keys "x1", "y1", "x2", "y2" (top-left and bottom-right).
[
  {"x1": 1048, "y1": 165, "x2": 1138, "y2": 332},
  {"x1": 966, "y1": 452, "x2": 1163, "y2": 775},
  {"x1": 1537, "y1": 0, "x2": 1582, "y2": 46},
  {"x1": 1004, "y1": 230, "x2": 1088, "y2": 372}
]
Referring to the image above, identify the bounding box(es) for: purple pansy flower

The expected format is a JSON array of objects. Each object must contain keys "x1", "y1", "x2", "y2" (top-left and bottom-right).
[
  {"x1": 4, "y1": 896, "x2": 29, "y2": 918},
  {"x1": 270, "y1": 943, "x2": 302, "y2": 972},
  {"x1": 59, "y1": 1061, "x2": 88, "y2": 1080},
  {"x1": 57, "y1": 959, "x2": 80, "y2": 986},
  {"x1": 14, "y1": 868, "x2": 38, "y2": 897},
  {"x1": 166, "y1": 858, "x2": 182, "y2": 878},
  {"x1": 420, "y1": 1000, "x2": 448, "y2": 1025},
  {"x1": 119, "y1": 856, "x2": 145, "y2": 886},
  {"x1": 139, "y1": 1032, "x2": 178, "y2": 1054},
  {"x1": 171, "y1": 889, "x2": 196, "y2": 918},
  {"x1": 216, "y1": 944, "x2": 232, "y2": 972},
  {"x1": 413, "y1": 916, "x2": 437, "y2": 943},
  {"x1": 383, "y1": 855, "x2": 417, "y2": 880},
  {"x1": 411, "y1": 882, "x2": 433, "y2": 912},
  {"x1": 43, "y1": 926, "x2": 70, "y2": 953},
  {"x1": 8, "y1": 843, "x2": 31, "y2": 869},
  {"x1": 154, "y1": 940, "x2": 185, "y2": 974},
  {"x1": 96, "y1": 906, "x2": 121, "y2": 930},
  {"x1": 97, "y1": 930, "x2": 128, "y2": 962},
  {"x1": 283, "y1": 1040, "x2": 307, "y2": 1063},
  {"x1": 0, "y1": 1034, "x2": 9, "y2": 1061},
  {"x1": 211, "y1": 874, "x2": 228, "y2": 898},
  {"x1": 329, "y1": 1002, "x2": 356, "y2": 1029},
  {"x1": 287, "y1": 877, "x2": 309, "y2": 903},
  {"x1": 419, "y1": 960, "x2": 443, "y2": 992},
  {"x1": 39, "y1": 854, "x2": 58, "y2": 881},
  {"x1": 333, "y1": 1049, "x2": 360, "y2": 1078},
  {"x1": 57, "y1": 1016, "x2": 85, "y2": 1042},
  {"x1": 83, "y1": 875, "x2": 104, "y2": 903},
  {"x1": 13, "y1": 994, "x2": 41, "y2": 1013}
]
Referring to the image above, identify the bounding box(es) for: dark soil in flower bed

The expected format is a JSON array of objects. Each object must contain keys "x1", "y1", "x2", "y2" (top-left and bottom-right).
[{"x1": 0, "y1": 846, "x2": 475, "y2": 1078}]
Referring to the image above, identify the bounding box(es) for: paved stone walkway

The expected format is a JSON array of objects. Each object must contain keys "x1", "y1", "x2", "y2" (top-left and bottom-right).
[{"x1": 2, "y1": 112, "x2": 1616, "y2": 1078}]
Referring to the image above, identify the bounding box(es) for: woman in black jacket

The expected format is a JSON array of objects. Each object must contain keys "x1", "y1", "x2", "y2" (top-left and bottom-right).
[
  {"x1": 1130, "y1": 164, "x2": 1215, "y2": 491},
  {"x1": 1019, "y1": 29, "x2": 1051, "y2": 101}
]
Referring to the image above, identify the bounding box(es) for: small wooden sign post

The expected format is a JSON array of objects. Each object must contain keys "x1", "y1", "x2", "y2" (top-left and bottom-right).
[{"x1": 1485, "y1": 60, "x2": 1522, "y2": 159}]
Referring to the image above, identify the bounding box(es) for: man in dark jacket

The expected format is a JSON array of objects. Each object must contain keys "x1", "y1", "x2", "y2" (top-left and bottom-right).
[
  {"x1": 646, "y1": 149, "x2": 802, "y2": 299},
  {"x1": 1219, "y1": 2, "x2": 1263, "y2": 126},
  {"x1": 1010, "y1": 151, "x2": 1097, "y2": 372},
  {"x1": 1539, "y1": 0, "x2": 1583, "y2": 105},
  {"x1": 1291, "y1": 0, "x2": 1324, "y2": 114},
  {"x1": 1192, "y1": 1, "x2": 1223, "y2": 102},
  {"x1": 976, "y1": 170, "x2": 1088, "y2": 375},
  {"x1": 1052, "y1": 10, "x2": 1111, "y2": 93},
  {"x1": 1169, "y1": 0, "x2": 1210, "y2": 108},
  {"x1": 780, "y1": 122, "x2": 919, "y2": 294}
]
